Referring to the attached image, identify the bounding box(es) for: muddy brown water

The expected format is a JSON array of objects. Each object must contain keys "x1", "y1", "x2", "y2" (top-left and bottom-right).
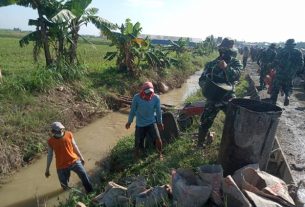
[{"x1": 0, "y1": 71, "x2": 202, "y2": 207}]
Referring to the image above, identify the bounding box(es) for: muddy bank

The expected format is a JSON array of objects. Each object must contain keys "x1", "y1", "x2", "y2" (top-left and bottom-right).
[
  {"x1": 0, "y1": 85, "x2": 108, "y2": 181},
  {"x1": 0, "y1": 112, "x2": 132, "y2": 207}
]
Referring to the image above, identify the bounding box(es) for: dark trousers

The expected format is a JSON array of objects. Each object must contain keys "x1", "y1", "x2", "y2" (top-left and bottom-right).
[
  {"x1": 198, "y1": 101, "x2": 226, "y2": 145},
  {"x1": 57, "y1": 160, "x2": 93, "y2": 193},
  {"x1": 270, "y1": 78, "x2": 292, "y2": 104},
  {"x1": 259, "y1": 65, "x2": 270, "y2": 87},
  {"x1": 135, "y1": 123, "x2": 160, "y2": 150}
]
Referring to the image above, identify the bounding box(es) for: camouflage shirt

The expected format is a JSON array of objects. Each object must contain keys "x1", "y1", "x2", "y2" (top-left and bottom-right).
[
  {"x1": 274, "y1": 46, "x2": 304, "y2": 80},
  {"x1": 243, "y1": 47, "x2": 250, "y2": 57},
  {"x1": 257, "y1": 47, "x2": 277, "y2": 66},
  {"x1": 199, "y1": 56, "x2": 242, "y2": 85}
]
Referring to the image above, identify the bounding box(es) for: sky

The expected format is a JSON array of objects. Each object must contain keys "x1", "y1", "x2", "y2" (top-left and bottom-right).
[{"x1": 0, "y1": 0, "x2": 304, "y2": 43}]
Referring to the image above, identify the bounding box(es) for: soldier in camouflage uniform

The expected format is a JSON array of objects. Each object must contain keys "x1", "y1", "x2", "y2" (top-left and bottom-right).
[
  {"x1": 197, "y1": 38, "x2": 242, "y2": 148},
  {"x1": 250, "y1": 46, "x2": 258, "y2": 62},
  {"x1": 297, "y1": 48, "x2": 305, "y2": 78},
  {"x1": 256, "y1": 43, "x2": 277, "y2": 90},
  {"x1": 242, "y1": 46, "x2": 250, "y2": 69},
  {"x1": 270, "y1": 39, "x2": 304, "y2": 106}
]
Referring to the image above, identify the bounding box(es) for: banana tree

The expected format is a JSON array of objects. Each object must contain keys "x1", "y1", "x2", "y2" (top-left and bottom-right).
[
  {"x1": 193, "y1": 35, "x2": 217, "y2": 56},
  {"x1": 59, "y1": 0, "x2": 115, "y2": 64},
  {"x1": 168, "y1": 37, "x2": 190, "y2": 56},
  {"x1": 93, "y1": 18, "x2": 143, "y2": 75},
  {"x1": 1, "y1": 0, "x2": 116, "y2": 66},
  {"x1": 145, "y1": 45, "x2": 178, "y2": 70},
  {"x1": 51, "y1": 9, "x2": 76, "y2": 62},
  {"x1": 203, "y1": 35, "x2": 217, "y2": 55}
]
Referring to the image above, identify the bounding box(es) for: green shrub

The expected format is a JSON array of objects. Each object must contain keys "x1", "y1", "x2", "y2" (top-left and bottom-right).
[
  {"x1": 49, "y1": 62, "x2": 88, "y2": 82},
  {"x1": 0, "y1": 67, "x2": 58, "y2": 95}
]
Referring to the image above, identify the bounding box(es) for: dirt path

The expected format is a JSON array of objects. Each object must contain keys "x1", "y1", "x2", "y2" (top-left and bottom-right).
[{"x1": 246, "y1": 60, "x2": 305, "y2": 184}]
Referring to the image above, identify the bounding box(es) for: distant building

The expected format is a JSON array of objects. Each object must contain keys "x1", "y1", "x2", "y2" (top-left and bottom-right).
[{"x1": 139, "y1": 34, "x2": 203, "y2": 47}]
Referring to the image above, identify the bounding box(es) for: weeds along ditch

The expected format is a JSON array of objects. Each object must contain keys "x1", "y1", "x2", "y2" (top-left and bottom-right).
[{"x1": 0, "y1": 32, "x2": 213, "y2": 181}]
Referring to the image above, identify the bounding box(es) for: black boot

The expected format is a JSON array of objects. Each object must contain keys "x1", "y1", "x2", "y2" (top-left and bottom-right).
[
  {"x1": 270, "y1": 93, "x2": 278, "y2": 106},
  {"x1": 197, "y1": 126, "x2": 208, "y2": 148},
  {"x1": 257, "y1": 85, "x2": 265, "y2": 91},
  {"x1": 284, "y1": 96, "x2": 290, "y2": 106}
]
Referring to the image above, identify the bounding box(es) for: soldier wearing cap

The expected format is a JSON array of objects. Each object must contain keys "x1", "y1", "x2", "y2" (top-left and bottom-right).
[
  {"x1": 45, "y1": 122, "x2": 93, "y2": 193},
  {"x1": 271, "y1": 39, "x2": 304, "y2": 106},
  {"x1": 256, "y1": 43, "x2": 277, "y2": 90},
  {"x1": 197, "y1": 38, "x2": 242, "y2": 148}
]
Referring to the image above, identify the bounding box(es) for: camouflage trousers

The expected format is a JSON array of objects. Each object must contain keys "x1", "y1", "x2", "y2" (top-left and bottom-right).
[
  {"x1": 198, "y1": 101, "x2": 227, "y2": 143},
  {"x1": 259, "y1": 65, "x2": 270, "y2": 87},
  {"x1": 270, "y1": 78, "x2": 293, "y2": 104},
  {"x1": 242, "y1": 56, "x2": 248, "y2": 69}
]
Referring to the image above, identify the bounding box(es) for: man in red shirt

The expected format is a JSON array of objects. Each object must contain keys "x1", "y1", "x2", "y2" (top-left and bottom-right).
[{"x1": 45, "y1": 122, "x2": 93, "y2": 193}]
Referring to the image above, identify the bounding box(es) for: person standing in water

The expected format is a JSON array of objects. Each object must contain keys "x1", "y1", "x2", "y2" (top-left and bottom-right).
[
  {"x1": 45, "y1": 121, "x2": 93, "y2": 193},
  {"x1": 125, "y1": 81, "x2": 164, "y2": 160}
]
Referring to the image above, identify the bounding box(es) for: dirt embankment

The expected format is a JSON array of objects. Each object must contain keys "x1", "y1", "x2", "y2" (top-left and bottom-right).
[
  {"x1": 0, "y1": 85, "x2": 107, "y2": 180},
  {"x1": 0, "y1": 72, "x2": 191, "y2": 181}
]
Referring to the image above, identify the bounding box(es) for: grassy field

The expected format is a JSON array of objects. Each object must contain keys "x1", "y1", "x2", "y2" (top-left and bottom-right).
[
  {"x1": 0, "y1": 37, "x2": 37, "y2": 73},
  {"x1": 0, "y1": 29, "x2": 30, "y2": 39},
  {"x1": 0, "y1": 34, "x2": 114, "y2": 74}
]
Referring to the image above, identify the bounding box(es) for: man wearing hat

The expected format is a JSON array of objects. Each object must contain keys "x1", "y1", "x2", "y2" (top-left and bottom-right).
[
  {"x1": 197, "y1": 38, "x2": 242, "y2": 148},
  {"x1": 256, "y1": 43, "x2": 277, "y2": 91},
  {"x1": 125, "y1": 81, "x2": 164, "y2": 160},
  {"x1": 270, "y1": 39, "x2": 304, "y2": 106},
  {"x1": 45, "y1": 122, "x2": 93, "y2": 193}
]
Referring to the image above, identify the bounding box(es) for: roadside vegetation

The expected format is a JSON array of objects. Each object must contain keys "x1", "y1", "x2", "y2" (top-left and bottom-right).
[{"x1": 59, "y1": 78, "x2": 248, "y2": 207}]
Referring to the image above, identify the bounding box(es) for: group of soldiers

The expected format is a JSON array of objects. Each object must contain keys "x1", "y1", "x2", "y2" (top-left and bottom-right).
[
  {"x1": 244, "y1": 39, "x2": 304, "y2": 106},
  {"x1": 197, "y1": 37, "x2": 304, "y2": 148}
]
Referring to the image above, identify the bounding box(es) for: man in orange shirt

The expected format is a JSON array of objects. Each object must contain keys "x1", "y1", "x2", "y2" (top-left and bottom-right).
[{"x1": 45, "y1": 122, "x2": 93, "y2": 193}]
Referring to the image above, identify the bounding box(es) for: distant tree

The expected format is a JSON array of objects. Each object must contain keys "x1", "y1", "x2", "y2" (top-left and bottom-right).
[
  {"x1": 216, "y1": 37, "x2": 223, "y2": 45},
  {"x1": 193, "y1": 35, "x2": 217, "y2": 56},
  {"x1": 13, "y1": 28, "x2": 21, "y2": 32},
  {"x1": 144, "y1": 44, "x2": 178, "y2": 70},
  {"x1": 168, "y1": 38, "x2": 190, "y2": 57},
  {"x1": 204, "y1": 35, "x2": 217, "y2": 54}
]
